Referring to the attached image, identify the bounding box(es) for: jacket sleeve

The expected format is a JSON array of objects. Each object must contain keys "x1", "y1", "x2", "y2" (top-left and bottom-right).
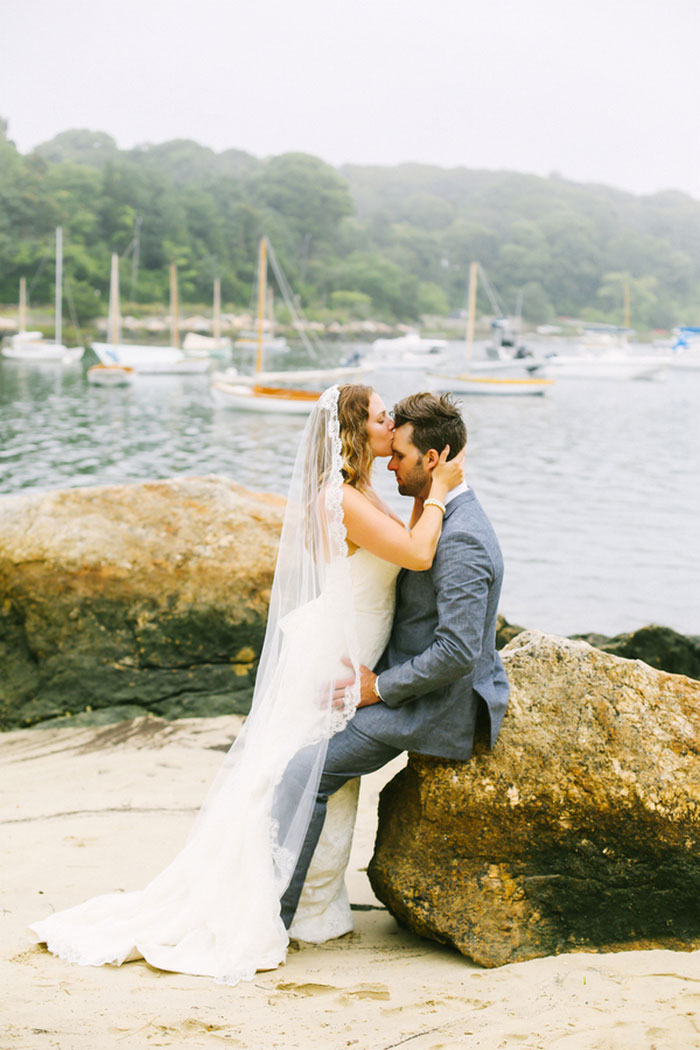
[{"x1": 376, "y1": 528, "x2": 493, "y2": 708}]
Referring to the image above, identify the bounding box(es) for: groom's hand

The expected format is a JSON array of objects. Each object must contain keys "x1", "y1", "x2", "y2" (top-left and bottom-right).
[
  {"x1": 357, "y1": 664, "x2": 380, "y2": 708},
  {"x1": 331, "y1": 659, "x2": 381, "y2": 709}
]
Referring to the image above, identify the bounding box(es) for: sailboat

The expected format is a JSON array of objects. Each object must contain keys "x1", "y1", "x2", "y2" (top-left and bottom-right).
[
  {"x1": 92, "y1": 258, "x2": 209, "y2": 374},
  {"x1": 234, "y1": 285, "x2": 289, "y2": 354},
  {"x1": 211, "y1": 237, "x2": 367, "y2": 413},
  {"x1": 182, "y1": 278, "x2": 233, "y2": 359},
  {"x1": 429, "y1": 262, "x2": 554, "y2": 397},
  {"x1": 3, "y1": 228, "x2": 84, "y2": 363}
]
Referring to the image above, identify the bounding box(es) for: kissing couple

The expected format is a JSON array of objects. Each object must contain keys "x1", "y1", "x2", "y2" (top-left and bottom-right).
[{"x1": 30, "y1": 384, "x2": 509, "y2": 985}]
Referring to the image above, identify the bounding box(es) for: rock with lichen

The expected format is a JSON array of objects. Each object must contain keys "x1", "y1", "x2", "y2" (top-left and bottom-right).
[
  {"x1": 0, "y1": 476, "x2": 284, "y2": 728},
  {"x1": 368, "y1": 629, "x2": 700, "y2": 966}
]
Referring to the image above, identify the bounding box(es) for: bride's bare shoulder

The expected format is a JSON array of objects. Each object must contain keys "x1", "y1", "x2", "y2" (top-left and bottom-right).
[{"x1": 341, "y1": 483, "x2": 404, "y2": 527}]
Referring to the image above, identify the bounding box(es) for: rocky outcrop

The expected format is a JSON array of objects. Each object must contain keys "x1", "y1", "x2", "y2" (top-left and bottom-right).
[
  {"x1": 574, "y1": 624, "x2": 700, "y2": 682},
  {"x1": 497, "y1": 616, "x2": 700, "y2": 683},
  {"x1": 495, "y1": 613, "x2": 526, "y2": 650},
  {"x1": 0, "y1": 477, "x2": 284, "y2": 729},
  {"x1": 368, "y1": 630, "x2": 700, "y2": 966}
]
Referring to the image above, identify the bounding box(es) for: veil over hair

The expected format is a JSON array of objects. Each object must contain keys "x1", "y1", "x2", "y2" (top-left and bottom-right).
[{"x1": 30, "y1": 385, "x2": 362, "y2": 986}]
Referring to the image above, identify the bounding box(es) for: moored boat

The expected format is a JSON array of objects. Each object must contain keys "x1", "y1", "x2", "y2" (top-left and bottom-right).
[
  {"x1": 92, "y1": 257, "x2": 210, "y2": 375},
  {"x1": 211, "y1": 379, "x2": 320, "y2": 413},
  {"x1": 429, "y1": 371, "x2": 553, "y2": 397},
  {"x1": 429, "y1": 262, "x2": 552, "y2": 395},
  {"x1": 211, "y1": 237, "x2": 325, "y2": 414},
  {"x1": 1, "y1": 230, "x2": 84, "y2": 364},
  {"x1": 87, "y1": 363, "x2": 134, "y2": 387},
  {"x1": 544, "y1": 354, "x2": 666, "y2": 381}
]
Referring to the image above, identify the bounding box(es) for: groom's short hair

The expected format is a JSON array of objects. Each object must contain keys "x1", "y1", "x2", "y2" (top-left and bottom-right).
[{"x1": 392, "y1": 392, "x2": 466, "y2": 460}]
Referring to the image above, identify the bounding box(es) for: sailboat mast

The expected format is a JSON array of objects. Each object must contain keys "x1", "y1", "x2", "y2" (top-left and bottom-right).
[
  {"x1": 255, "y1": 237, "x2": 268, "y2": 375},
  {"x1": 267, "y1": 287, "x2": 275, "y2": 338},
  {"x1": 55, "y1": 226, "x2": 63, "y2": 347},
  {"x1": 170, "y1": 263, "x2": 180, "y2": 349},
  {"x1": 19, "y1": 277, "x2": 27, "y2": 334},
  {"x1": 213, "y1": 278, "x2": 221, "y2": 344},
  {"x1": 465, "y1": 261, "x2": 478, "y2": 363},
  {"x1": 109, "y1": 253, "x2": 120, "y2": 347}
]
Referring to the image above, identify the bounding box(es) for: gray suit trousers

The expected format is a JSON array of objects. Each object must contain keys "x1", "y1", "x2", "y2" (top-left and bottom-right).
[{"x1": 279, "y1": 719, "x2": 400, "y2": 929}]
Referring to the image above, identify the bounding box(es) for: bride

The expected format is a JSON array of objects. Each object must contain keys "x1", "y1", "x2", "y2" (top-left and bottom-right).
[{"x1": 29, "y1": 383, "x2": 463, "y2": 985}]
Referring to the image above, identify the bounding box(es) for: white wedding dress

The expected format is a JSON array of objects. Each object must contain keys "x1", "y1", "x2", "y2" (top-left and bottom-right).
[{"x1": 29, "y1": 548, "x2": 399, "y2": 982}]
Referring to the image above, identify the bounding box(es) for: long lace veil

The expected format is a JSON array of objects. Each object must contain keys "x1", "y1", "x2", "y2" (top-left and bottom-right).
[
  {"x1": 184, "y1": 384, "x2": 362, "y2": 980},
  {"x1": 28, "y1": 386, "x2": 361, "y2": 982},
  {"x1": 29, "y1": 385, "x2": 361, "y2": 986}
]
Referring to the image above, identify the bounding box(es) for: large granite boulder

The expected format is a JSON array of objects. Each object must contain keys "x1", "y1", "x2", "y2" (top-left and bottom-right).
[
  {"x1": 0, "y1": 477, "x2": 284, "y2": 729},
  {"x1": 368, "y1": 629, "x2": 700, "y2": 966}
]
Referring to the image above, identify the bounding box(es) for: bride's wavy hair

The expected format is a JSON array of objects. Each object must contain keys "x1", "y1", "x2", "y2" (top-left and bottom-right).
[
  {"x1": 337, "y1": 384, "x2": 374, "y2": 490},
  {"x1": 302, "y1": 384, "x2": 374, "y2": 557}
]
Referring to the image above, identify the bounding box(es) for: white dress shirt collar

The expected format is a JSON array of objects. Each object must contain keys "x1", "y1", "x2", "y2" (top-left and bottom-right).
[{"x1": 445, "y1": 481, "x2": 469, "y2": 506}]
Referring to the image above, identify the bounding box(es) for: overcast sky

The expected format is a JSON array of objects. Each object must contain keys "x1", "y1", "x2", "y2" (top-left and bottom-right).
[{"x1": 3, "y1": 0, "x2": 699, "y2": 200}]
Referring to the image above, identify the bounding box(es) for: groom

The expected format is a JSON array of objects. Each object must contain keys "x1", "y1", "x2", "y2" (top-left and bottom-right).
[{"x1": 280, "y1": 391, "x2": 509, "y2": 928}]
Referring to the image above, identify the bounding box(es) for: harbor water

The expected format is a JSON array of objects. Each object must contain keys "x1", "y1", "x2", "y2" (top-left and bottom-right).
[{"x1": 1, "y1": 344, "x2": 698, "y2": 639}]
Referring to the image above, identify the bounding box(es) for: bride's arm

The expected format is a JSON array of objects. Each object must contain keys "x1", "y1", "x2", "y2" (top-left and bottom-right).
[{"x1": 342, "y1": 450, "x2": 463, "y2": 571}]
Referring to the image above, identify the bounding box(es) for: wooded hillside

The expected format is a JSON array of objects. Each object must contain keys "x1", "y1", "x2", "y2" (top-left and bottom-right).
[{"x1": 2, "y1": 120, "x2": 698, "y2": 330}]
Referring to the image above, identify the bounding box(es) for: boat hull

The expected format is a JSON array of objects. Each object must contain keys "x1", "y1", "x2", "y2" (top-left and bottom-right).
[
  {"x1": 370, "y1": 352, "x2": 448, "y2": 371},
  {"x1": 214, "y1": 365, "x2": 371, "y2": 386},
  {"x1": 545, "y1": 355, "x2": 666, "y2": 380},
  {"x1": 211, "y1": 381, "x2": 320, "y2": 414},
  {"x1": 87, "y1": 365, "x2": 134, "y2": 387},
  {"x1": 92, "y1": 342, "x2": 209, "y2": 373},
  {"x1": 429, "y1": 372, "x2": 553, "y2": 396},
  {"x1": 3, "y1": 338, "x2": 84, "y2": 363}
]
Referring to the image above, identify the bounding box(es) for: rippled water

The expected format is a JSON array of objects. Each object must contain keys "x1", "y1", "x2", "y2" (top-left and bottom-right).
[{"x1": 1, "y1": 343, "x2": 698, "y2": 637}]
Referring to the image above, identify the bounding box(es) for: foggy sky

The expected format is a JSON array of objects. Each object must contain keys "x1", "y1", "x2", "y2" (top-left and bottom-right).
[{"x1": 3, "y1": 0, "x2": 699, "y2": 200}]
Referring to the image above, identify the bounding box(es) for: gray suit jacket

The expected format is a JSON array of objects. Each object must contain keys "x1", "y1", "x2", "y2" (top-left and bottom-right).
[{"x1": 353, "y1": 488, "x2": 509, "y2": 761}]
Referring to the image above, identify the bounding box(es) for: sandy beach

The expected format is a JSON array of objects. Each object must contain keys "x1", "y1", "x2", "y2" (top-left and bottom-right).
[{"x1": 2, "y1": 715, "x2": 699, "y2": 1050}]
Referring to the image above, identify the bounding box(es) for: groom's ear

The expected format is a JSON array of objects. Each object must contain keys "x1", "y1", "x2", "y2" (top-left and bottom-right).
[{"x1": 424, "y1": 448, "x2": 440, "y2": 471}]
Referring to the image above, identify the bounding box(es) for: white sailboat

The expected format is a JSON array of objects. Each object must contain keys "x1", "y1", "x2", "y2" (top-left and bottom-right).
[
  {"x1": 212, "y1": 237, "x2": 366, "y2": 412},
  {"x1": 429, "y1": 262, "x2": 554, "y2": 397},
  {"x1": 234, "y1": 285, "x2": 289, "y2": 353},
  {"x1": 182, "y1": 278, "x2": 233, "y2": 359},
  {"x1": 3, "y1": 228, "x2": 84, "y2": 363},
  {"x1": 92, "y1": 257, "x2": 209, "y2": 374}
]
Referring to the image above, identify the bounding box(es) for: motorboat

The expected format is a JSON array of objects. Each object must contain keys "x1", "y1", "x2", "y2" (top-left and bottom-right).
[
  {"x1": 544, "y1": 353, "x2": 666, "y2": 381},
  {"x1": 369, "y1": 332, "x2": 449, "y2": 370}
]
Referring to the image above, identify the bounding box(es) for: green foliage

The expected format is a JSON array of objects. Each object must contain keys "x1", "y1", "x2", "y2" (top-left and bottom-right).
[
  {"x1": 1, "y1": 119, "x2": 699, "y2": 328},
  {"x1": 329, "y1": 290, "x2": 373, "y2": 319},
  {"x1": 416, "y1": 281, "x2": 450, "y2": 317}
]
